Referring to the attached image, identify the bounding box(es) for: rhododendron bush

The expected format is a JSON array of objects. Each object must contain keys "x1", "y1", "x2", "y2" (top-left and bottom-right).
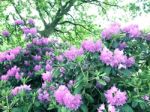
[{"x1": 0, "y1": 20, "x2": 150, "y2": 112}]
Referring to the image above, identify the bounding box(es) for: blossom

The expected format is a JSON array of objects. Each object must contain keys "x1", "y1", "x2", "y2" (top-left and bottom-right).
[
  {"x1": 54, "y1": 85, "x2": 82, "y2": 110},
  {"x1": 82, "y1": 39, "x2": 96, "y2": 52},
  {"x1": 105, "y1": 86, "x2": 127, "y2": 106},
  {"x1": 63, "y1": 93, "x2": 82, "y2": 110},
  {"x1": 100, "y1": 48, "x2": 134, "y2": 68},
  {"x1": 7, "y1": 66, "x2": 20, "y2": 77},
  {"x1": 42, "y1": 72, "x2": 52, "y2": 82},
  {"x1": 64, "y1": 47, "x2": 84, "y2": 60},
  {"x1": 0, "y1": 47, "x2": 21, "y2": 63},
  {"x1": 38, "y1": 89, "x2": 50, "y2": 102},
  {"x1": 32, "y1": 55, "x2": 41, "y2": 61},
  {"x1": 45, "y1": 64, "x2": 52, "y2": 71},
  {"x1": 142, "y1": 95, "x2": 149, "y2": 101},
  {"x1": 118, "y1": 42, "x2": 127, "y2": 50},
  {"x1": 56, "y1": 55, "x2": 64, "y2": 62},
  {"x1": 11, "y1": 85, "x2": 31, "y2": 96},
  {"x1": 15, "y1": 19, "x2": 24, "y2": 25},
  {"x1": 28, "y1": 18, "x2": 35, "y2": 25},
  {"x1": 102, "y1": 23, "x2": 120, "y2": 40},
  {"x1": 15, "y1": 72, "x2": 22, "y2": 80},
  {"x1": 22, "y1": 27, "x2": 30, "y2": 34},
  {"x1": 100, "y1": 47, "x2": 113, "y2": 65},
  {"x1": 1, "y1": 75, "x2": 9, "y2": 81},
  {"x1": 29, "y1": 28, "x2": 37, "y2": 35},
  {"x1": 97, "y1": 104, "x2": 105, "y2": 112},
  {"x1": 125, "y1": 57, "x2": 135, "y2": 67},
  {"x1": 2, "y1": 30, "x2": 10, "y2": 37},
  {"x1": 108, "y1": 104, "x2": 116, "y2": 112},
  {"x1": 123, "y1": 24, "x2": 141, "y2": 38},
  {"x1": 34, "y1": 65, "x2": 41, "y2": 71},
  {"x1": 110, "y1": 49, "x2": 126, "y2": 67},
  {"x1": 32, "y1": 38, "x2": 49, "y2": 46},
  {"x1": 54, "y1": 85, "x2": 70, "y2": 105}
]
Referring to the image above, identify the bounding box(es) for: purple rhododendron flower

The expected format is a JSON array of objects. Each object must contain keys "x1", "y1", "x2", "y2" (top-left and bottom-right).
[
  {"x1": 82, "y1": 39, "x2": 96, "y2": 52},
  {"x1": 28, "y1": 18, "x2": 35, "y2": 25},
  {"x1": 38, "y1": 89, "x2": 50, "y2": 102},
  {"x1": 56, "y1": 55, "x2": 64, "y2": 62},
  {"x1": 45, "y1": 64, "x2": 52, "y2": 71},
  {"x1": 15, "y1": 20, "x2": 24, "y2": 25},
  {"x1": 42, "y1": 72, "x2": 52, "y2": 82},
  {"x1": 7, "y1": 66, "x2": 20, "y2": 77},
  {"x1": 32, "y1": 38, "x2": 49, "y2": 46},
  {"x1": 123, "y1": 24, "x2": 141, "y2": 38},
  {"x1": 1, "y1": 75, "x2": 9, "y2": 81},
  {"x1": 105, "y1": 86, "x2": 127, "y2": 106},
  {"x1": 108, "y1": 104, "x2": 116, "y2": 112},
  {"x1": 29, "y1": 28, "x2": 37, "y2": 35},
  {"x1": 102, "y1": 23, "x2": 120, "y2": 40},
  {"x1": 64, "y1": 47, "x2": 84, "y2": 60},
  {"x1": 11, "y1": 85, "x2": 31, "y2": 96},
  {"x1": 22, "y1": 27, "x2": 30, "y2": 34},
  {"x1": 54, "y1": 85, "x2": 82, "y2": 110},
  {"x1": 2, "y1": 30, "x2": 10, "y2": 37},
  {"x1": 54, "y1": 85, "x2": 70, "y2": 105},
  {"x1": 0, "y1": 47, "x2": 21, "y2": 63},
  {"x1": 125, "y1": 57, "x2": 135, "y2": 67},
  {"x1": 100, "y1": 48, "x2": 134, "y2": 68},
  {"x1": 63, "y1": 92, "x2": 82, "y2": 110},
  {"x1": 34, "y1": 65, "x2": 41, "y2": 71},
  {"x1": 118, "y1": 42, "x2": 127, "y2": 50},
  {"x1": 97, "y1": 104, "x2": 105, "y2": 112},
  {"x1": 100, "y1": 47, "x2": 113, "y2": 65},
  {"x1": 32, "y1": 55, "x2": 41, "y2": 61}
]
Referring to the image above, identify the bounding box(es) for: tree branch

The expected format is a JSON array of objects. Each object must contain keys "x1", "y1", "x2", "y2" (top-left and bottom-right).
[
  {"x1": 40, "y1": 0, "x2": 76, "y2": 37},
  {"x1": 35, "y1": 1, "x2": 47, "y2": 26}
]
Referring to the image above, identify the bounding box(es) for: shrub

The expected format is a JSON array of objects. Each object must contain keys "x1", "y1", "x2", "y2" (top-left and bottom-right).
[{"x1": 0, "y1": 20, "x2": 150, "y2": 112}]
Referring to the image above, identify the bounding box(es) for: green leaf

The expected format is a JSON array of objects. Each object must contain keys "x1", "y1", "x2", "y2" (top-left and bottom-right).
[
  {"x1": 132, "y1": 101, "x2": 138, "y2": 108},
  {"x1": 80, "y1": 104, "x2": 88, "y2": 112},
  {"x1": 120, "y1": 104, "x2": 134, "y2": 112},
  {"x1": 85, "y1": 93, "x2": 94, "y2": 103},
  {"x1": 104, "y1": 67, "x2": 111, "y2": 75},
  {"x1": 97, "y1": 79, "x2": 106, "y2": 86}
]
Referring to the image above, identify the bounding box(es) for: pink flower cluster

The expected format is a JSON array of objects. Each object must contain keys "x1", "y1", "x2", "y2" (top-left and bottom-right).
[
  {"x1": 98, "y1": 104, "x2": 116, "y2": 112},
  {"x1": 38, "y1": 89, "x2": 50, "y2": 102},
  {"x1": 123, "y1": 24, "x2": 141, "y2": 38},
  {"x1": 105, "y1": 86, "x2": 127, "y2": 106},
  {"x1": 22, "y1": 27, "x2": 37, "y2": 35},
  {"x1": 100, "y1": 48, "x2": 135, "y2": 68},
  {"x1": 32, "y1": 38, "x2": 49, "y2": 46},
  {"x1": 101, "y1": 23, "x2": 120, "y2": 40},
  {"x1": 37, "y1": 83, "x2": 51, "y2": 102},
  {"x1": 32, "y1": 55, "x2": 41, "y2": 61},
  {"x1": 54, "y1": 85, "x2": 82, "y2": 110},
  {"x1": 42, "y1": 72, "x2": 52, "y2": 82},
  {"x1": 64, "y1": 47, "x2": 84, "y2": 60},
  {"x1": 81, "y1": 39, "x2": 102, "y2": 52},
  {"x1": 0, "y1": 47, "x2": 21, "y2": 63},
  {"x1": 45, "y1": 64, "x2": 52, "y2": 71},
  {"x1": 15, "y1": 19, "x2": 24, "y2": 25},
  {"x1": 28, "y1": 18, "x2": 35, "y2": 25},
  {"x1": 34, "y1": 64, "x2": 41, "y2": 71},
  {"x1": 1, "y1": 66, "x2": 21, "y2": 81},
  {"x1": 56, "y1": 55, "x2": 64, "y2": 62},
  {"x1": 2, "y1": 30, "x2": 10, "y2": 37},
  {"x1": 11, "y1": 84, "x2": 31, "y2": 96}
]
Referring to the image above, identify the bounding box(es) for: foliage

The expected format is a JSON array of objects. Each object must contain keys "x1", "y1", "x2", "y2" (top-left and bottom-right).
[{"x1": 0, "y1": 20, "x2": 150, "y2": 112}]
